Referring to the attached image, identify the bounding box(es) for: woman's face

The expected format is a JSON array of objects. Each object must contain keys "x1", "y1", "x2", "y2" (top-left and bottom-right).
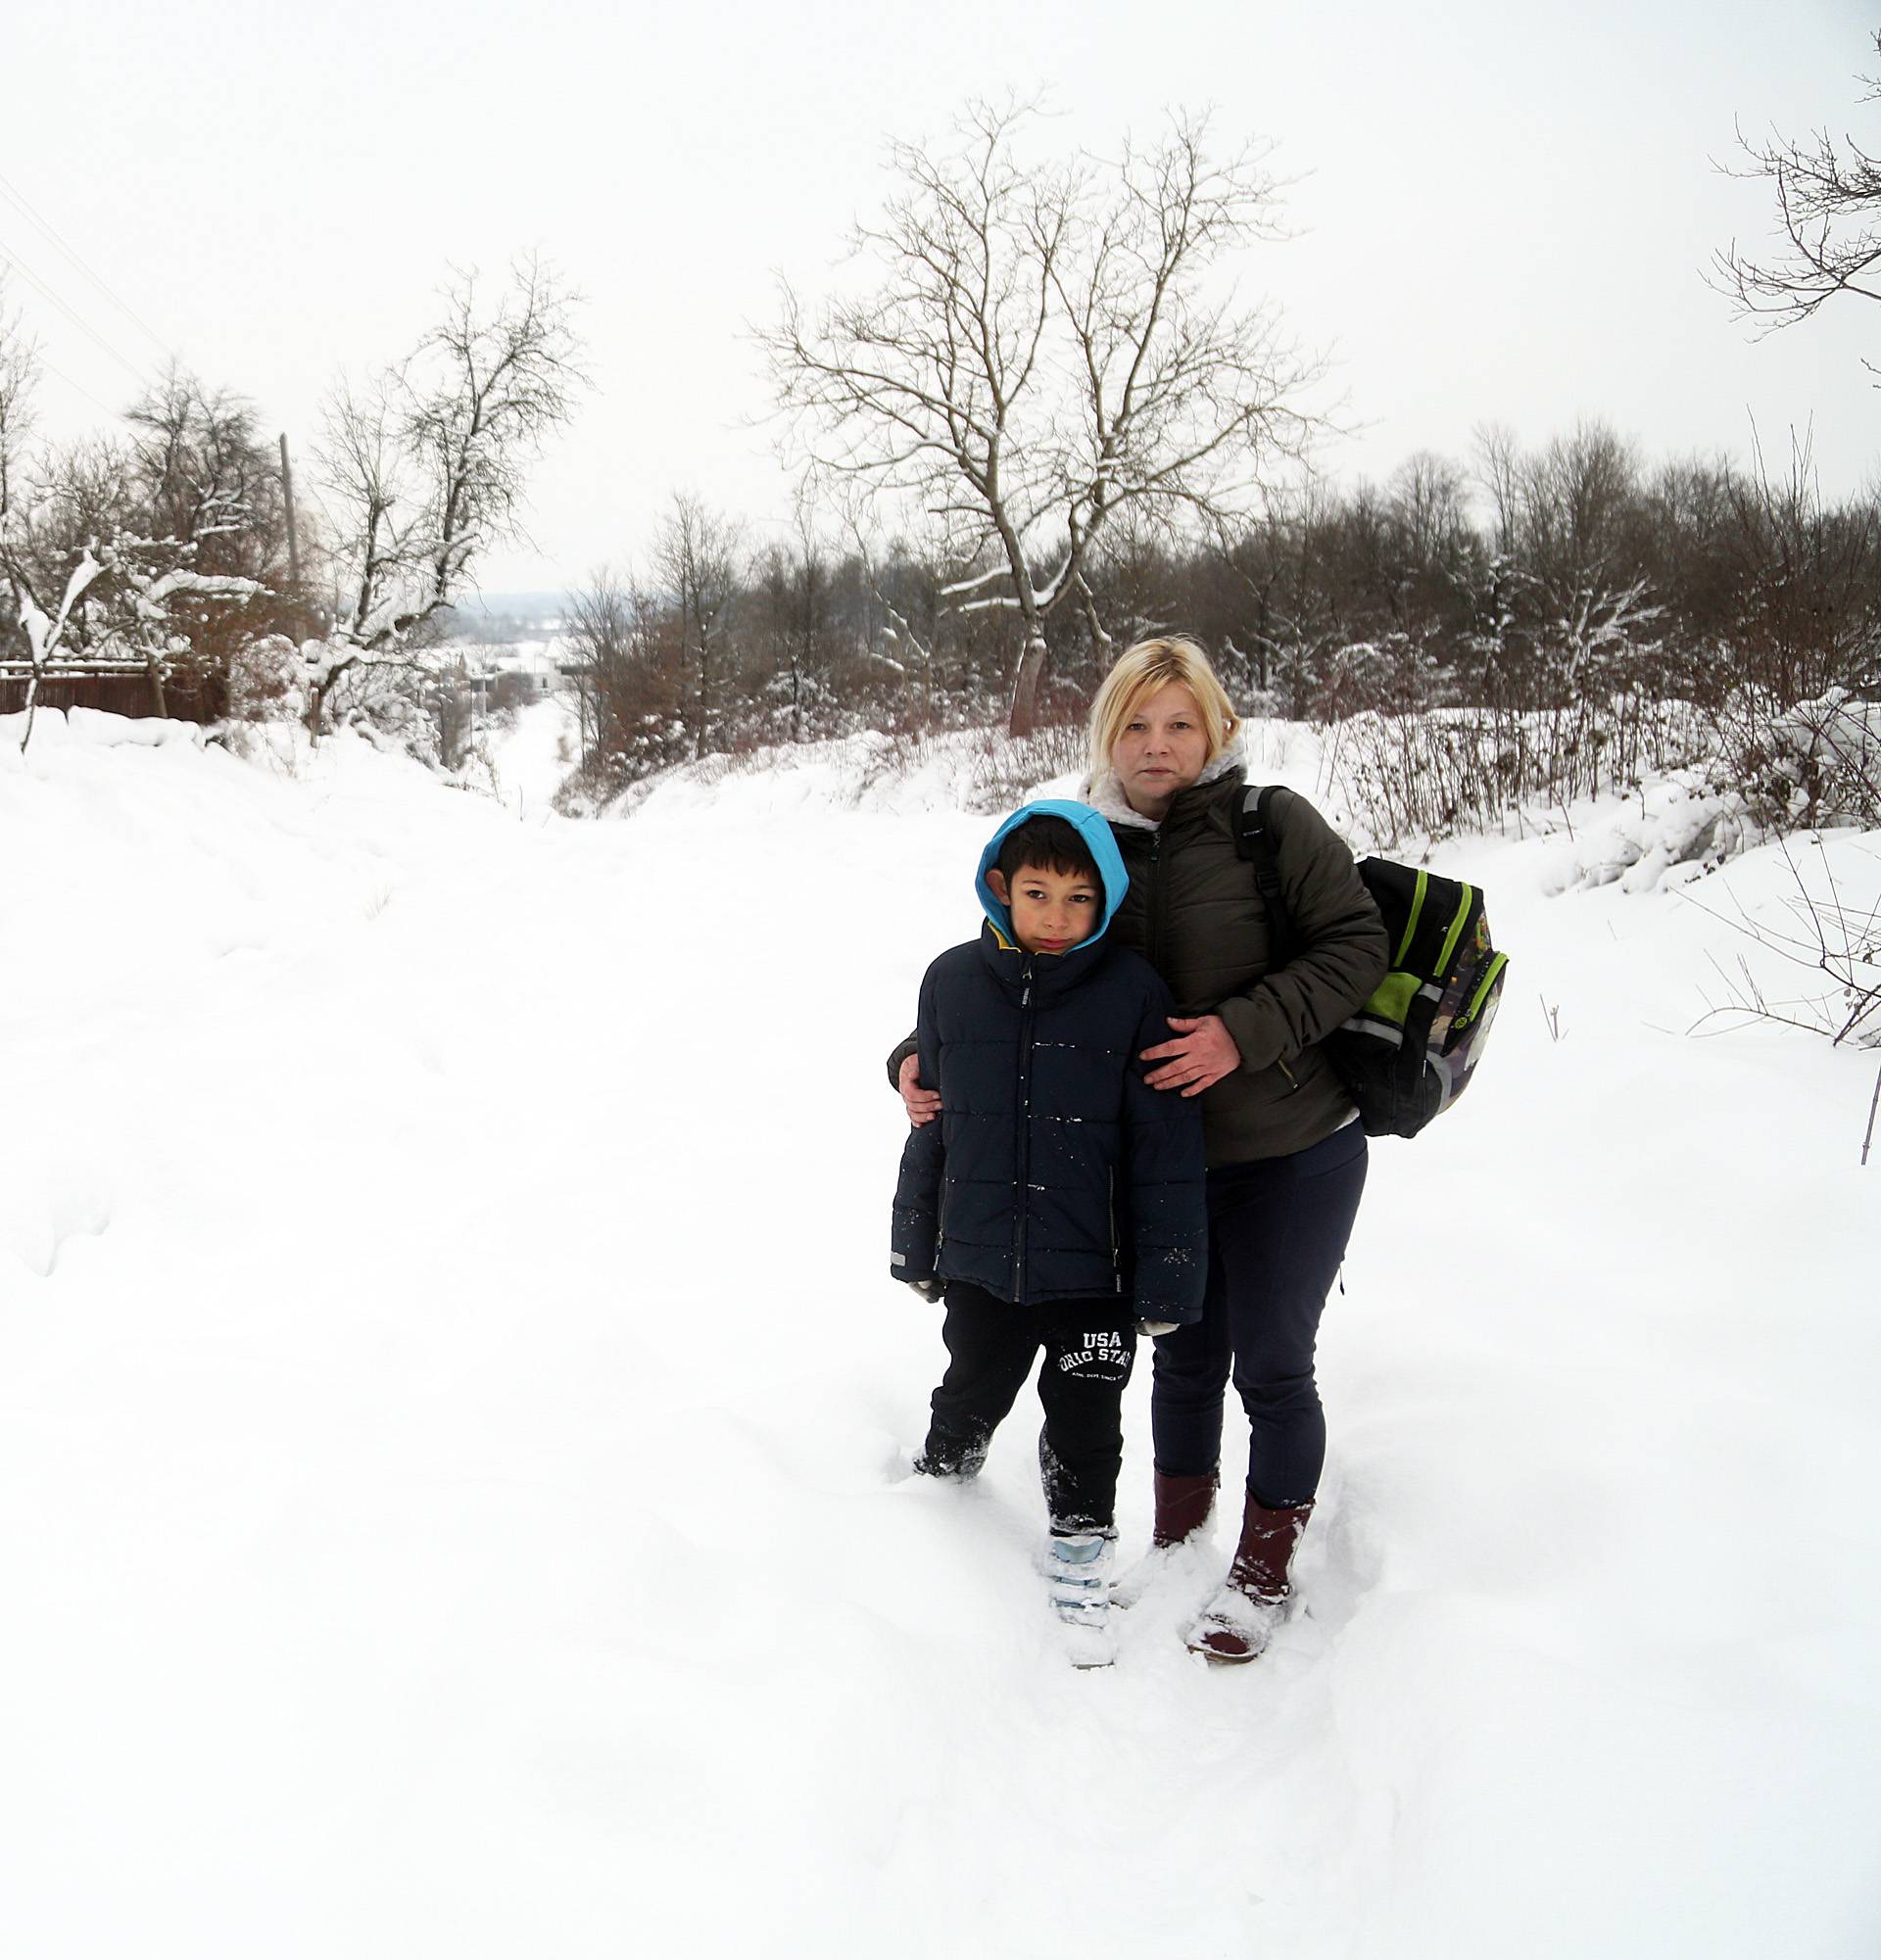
[{"x1": 1111, "y1": 682, "x2": 1212, "y2": 818}]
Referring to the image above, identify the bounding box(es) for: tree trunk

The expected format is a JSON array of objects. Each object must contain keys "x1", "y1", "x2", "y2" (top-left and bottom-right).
[
  {"x1": 1008, "y1": 625, "x2": 1049, "y2": 738},
  {"x1": 1075, "y1": 576, "x2": 1112, "y2": 660},
  {"x1": 146, "y1": 654, "x2": 168, "y2": 720}
]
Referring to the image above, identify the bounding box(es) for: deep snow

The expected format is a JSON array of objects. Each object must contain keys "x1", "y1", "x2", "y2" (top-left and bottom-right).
[{"x1": 1, "y1": 700, "x2": 1876, "y2": 1959}]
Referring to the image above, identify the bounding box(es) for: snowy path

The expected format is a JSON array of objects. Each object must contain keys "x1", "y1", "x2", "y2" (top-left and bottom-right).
[{"x1": 2, "y1": 718, "x2": 1875, "y2": 1957}]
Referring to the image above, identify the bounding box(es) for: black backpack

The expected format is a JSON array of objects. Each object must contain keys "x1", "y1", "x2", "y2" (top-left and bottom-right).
[{"x1": 1235, "y1": 787, "x2": 1509, "y2": 1139}]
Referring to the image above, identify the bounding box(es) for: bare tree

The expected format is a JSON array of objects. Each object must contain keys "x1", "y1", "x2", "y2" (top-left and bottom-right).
[
  {"x1": 763, "y1": 100, "x2": 1323, "y2": 733},
  {"x1": 0, "y1": 273, "x2": 36, "y2": 528},
  {"x1": 1713, "y1": 31, "x2": 1881, "y2": 371},
  {"x1": 563, "y1": 565, "x2": 689, "y2": 786},
  {"x1": 839, "y1": 489, "x2": 948, "y2": 728},
  {"x1": 749, "y1": 506, "x2": 833, "y2": 746},
  {"x1": 565, "y1": 566, "x2": 634, "y2": 764},
  {"x1": 1725, "y1": 422, "x2": 1880, "y2": 704},
  {"x1": 6, "y1": 550, "x2": 103, "y2": 751},
  {"x1": 125, "y1": 363, "x2": 286, "y2": 582},
  {"x1": 652, "y1": 493, "x2": 740, "y2": 757},
  {"x1": 2, "y1": 346, "x2": 271, "y2": 726},
  {"x1": 0, "y1": 278, "x2": 42, "y2": 699},
  {"x1": 307, "y1": 257, "x2": 586, "y2": 738}
]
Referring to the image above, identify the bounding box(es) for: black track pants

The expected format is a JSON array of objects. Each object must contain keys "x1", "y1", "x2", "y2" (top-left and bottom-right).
[
  {"x1": 919, "y1": 1281, "x2": 1136, "y2": 1534},
  {"x1": 1149, "y1": 1121, "x2": 1368, "y2": 1508}
]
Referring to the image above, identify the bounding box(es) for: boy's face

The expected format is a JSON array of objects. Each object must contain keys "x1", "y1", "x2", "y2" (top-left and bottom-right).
[{"x1": 987, "y1": 861, "x2": 1103, "y2": 956}]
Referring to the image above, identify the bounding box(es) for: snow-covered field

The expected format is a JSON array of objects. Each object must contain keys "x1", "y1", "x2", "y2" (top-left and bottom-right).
[{"x1": 2, "y1": 700, "x2": 1876, "y2": 1958}]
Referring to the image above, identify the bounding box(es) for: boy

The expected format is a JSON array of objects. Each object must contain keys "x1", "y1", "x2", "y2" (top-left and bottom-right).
[{"x1": 890, "y1": 799, "x2": 1207, "y2": 1667}]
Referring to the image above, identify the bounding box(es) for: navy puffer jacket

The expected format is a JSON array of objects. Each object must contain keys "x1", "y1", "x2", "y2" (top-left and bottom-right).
[{"x1": 890, "y1": 800, "x2": 1207, "y2": 1318}]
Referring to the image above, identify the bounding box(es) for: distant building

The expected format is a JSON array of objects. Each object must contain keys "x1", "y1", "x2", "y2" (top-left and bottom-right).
[{"x1": 452, "y1": 637, "x2": 574, "y2": 709}]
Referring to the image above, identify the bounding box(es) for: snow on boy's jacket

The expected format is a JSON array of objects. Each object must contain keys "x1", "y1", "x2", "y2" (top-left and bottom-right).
[{"x1": 891, "y1": 800, "x2": 1207, "y2": 1317}]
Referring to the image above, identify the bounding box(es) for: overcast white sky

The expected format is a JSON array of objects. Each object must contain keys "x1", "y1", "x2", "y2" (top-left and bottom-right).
[{"x1": 7, "y1": 0, "x2": 1879, "y2": 595}]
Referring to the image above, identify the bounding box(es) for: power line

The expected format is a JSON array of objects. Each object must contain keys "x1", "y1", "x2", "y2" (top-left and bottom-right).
[
  {"x1": 38, "y1": 357, "x2": 121, "y2": 420},
  {"x1": 0, "y1": 167, "x2": 173, "y2": 364},
  {"x1": 0, "y1": 231, "x2": 156, "y2": 395}
]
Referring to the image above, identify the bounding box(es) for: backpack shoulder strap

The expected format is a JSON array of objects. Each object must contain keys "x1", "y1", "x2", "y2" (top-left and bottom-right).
[{"x1": 1233, "y1": 784, "x2": 1298, "y2": 966}]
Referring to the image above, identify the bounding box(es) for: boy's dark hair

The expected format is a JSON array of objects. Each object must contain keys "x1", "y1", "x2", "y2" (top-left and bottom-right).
[{"x1": 995, "y1": 815, "x2": 1101, "y2": 888}]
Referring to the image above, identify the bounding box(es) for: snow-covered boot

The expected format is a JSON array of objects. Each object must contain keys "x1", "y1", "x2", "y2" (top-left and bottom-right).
[
  {"x1": 1113, "y1": 1469, "x2": 1218, "y2": 1608},
  {"x1": 912, "y1": 1424, "x2": 989, "y2": 1481},
  {"x1": 1046, "y1": 1531, "x2": 1116, "y2": 1669},
  {"x1": 1185, "y1": 1494, "x2": 1313, "y2": 1663}
]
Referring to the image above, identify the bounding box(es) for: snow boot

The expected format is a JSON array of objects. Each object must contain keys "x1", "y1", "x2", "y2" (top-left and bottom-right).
[
  {"x1": 1185, "y1": 1493, "x2": 1313, "y2": 1664},
  {"x1": 912, "y1": 1425, "x2": 989, "y2": 1481},
  {"x1": 1046, "y1": 1531, "x2": 1117, "y2": 1669},
  {"x1": 1113, "y1": 1468, "x2": 1219, "y2": 1607}
]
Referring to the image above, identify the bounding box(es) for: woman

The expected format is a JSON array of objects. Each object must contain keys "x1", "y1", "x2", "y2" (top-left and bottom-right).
[{"x1": 898, "y1": 637, "x2": 1387, "y2": 1661}]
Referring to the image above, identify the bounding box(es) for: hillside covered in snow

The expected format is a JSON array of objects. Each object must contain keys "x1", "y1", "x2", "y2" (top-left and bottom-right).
[{"x1": 1, "y1": 702, "x2": 1875, "y2": 1958}]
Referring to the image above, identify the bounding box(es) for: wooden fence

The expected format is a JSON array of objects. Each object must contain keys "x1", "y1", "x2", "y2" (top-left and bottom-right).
[{"x1": 0, "y1": 667, "x2": 227, "y2": 722}]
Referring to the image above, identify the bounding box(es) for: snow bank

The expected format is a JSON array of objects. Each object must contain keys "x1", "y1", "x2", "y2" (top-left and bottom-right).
[
  {"x1": 1, "y1": 721, "x2": 1875, "y2": 1959},
  {"x1": 1537, "y1": 772, "x2": 1755, "y2": 895},
  {"x1": 2, "y1": 706, "x2": 207, "y2": 751}
]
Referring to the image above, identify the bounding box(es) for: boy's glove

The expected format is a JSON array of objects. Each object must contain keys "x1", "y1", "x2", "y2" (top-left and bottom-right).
[
  {"x1": 1136, "y1": 1318, "x2": 1179, "y2": 1338},
  {"x1": 902, "y1": 1276, "x2": 943, "y2": 1302}
]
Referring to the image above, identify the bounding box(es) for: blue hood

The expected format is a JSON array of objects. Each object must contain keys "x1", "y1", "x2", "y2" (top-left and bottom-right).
[{"x1": 975, "y1": 799, "x2": 1129, "y2": 954}]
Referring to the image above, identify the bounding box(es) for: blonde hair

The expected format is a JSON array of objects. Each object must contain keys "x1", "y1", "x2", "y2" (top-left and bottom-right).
[{"x1": 1087, "y1": 636, "x2": 1239, "y2": 784}]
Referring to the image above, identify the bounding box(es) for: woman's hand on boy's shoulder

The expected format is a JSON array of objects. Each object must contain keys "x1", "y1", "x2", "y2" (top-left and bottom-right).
[
  {"x1": 898, "y1": 1054, "x2": 941, "y2": 1125},
  {"x1": 1140, "y1": 1013, "x2": 1240, "y2": 1096}
]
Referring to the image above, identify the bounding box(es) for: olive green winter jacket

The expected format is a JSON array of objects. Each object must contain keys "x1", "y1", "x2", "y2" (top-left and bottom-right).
[
  {"x1": 891, "y1": 753, "x2": 1389, "y2": 1168},
  {"x1": 1094, "y1": 764, "x2": 1389, "y2": 1167}
]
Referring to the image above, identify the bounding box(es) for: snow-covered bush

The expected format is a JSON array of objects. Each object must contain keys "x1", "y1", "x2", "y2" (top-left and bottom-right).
[
  {"x1": 1705, "y1": 686, "x2": 1880, "y2": 833},
  {"x1": 223, "y1": 632, "x2": 302, "y2": 723},
  {"x1": 1326, "y1": 696, "x2": 1713, "y2": 849}
]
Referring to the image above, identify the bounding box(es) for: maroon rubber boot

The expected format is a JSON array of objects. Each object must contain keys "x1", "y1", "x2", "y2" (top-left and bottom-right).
[
  {"x1": 1151, "y1": 1469, "x2": 1219, "y2": 1548},
  {"x1": 1112, "y1": 1468, "x2": 1220, "y2": 1608},
  {"x1": 1186, "y1": 1493, "x2": 1314, "y2": 1663}
]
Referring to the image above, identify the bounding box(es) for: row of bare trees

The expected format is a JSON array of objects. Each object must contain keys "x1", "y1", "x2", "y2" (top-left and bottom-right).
[
  {"x1": 8, "y1": 34, "x2": 1879, "y2": 808},
  {"x1": 556, "y1": 64, "x2": 1881, "y2": 809},
  {"x1": 0, "y1": 325, "x2": 288, "y2": 733},
  {"x1": 1, "y1": 258, "x2": 585, "y2": 750},
  {"x1": 557, "y1": 418, "x2": 1880, "y2": 801}
]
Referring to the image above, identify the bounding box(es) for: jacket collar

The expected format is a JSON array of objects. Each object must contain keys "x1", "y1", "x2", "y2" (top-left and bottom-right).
[
  {"x1": 1084, "y1": 733, "x2": 1248, "y2": 833},
  {"x1": 975, "y1": 918, "x2": 1110, "y2": 1001}
]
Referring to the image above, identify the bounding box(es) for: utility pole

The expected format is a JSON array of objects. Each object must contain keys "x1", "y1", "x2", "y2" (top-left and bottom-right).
[{"x1": 278, "y1": 433, "x2": 302, "y2": 590}]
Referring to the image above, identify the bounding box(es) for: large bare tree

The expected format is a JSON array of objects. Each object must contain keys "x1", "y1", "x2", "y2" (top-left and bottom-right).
[
  {"x1": 307, "y1": 256, "x2": 586, "y2": 737},
  {"x1": 762, "y1": 100, "x2": 1322, "y2": 733},
  {"x1": 1714, "y1": 31, "x2": 1881, "y2": 367}
]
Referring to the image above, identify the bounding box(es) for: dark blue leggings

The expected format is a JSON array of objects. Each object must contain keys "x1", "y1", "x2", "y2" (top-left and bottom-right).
[{"x1": 1150, "y1": 1122, "x2": 1368, "y2": 1508}]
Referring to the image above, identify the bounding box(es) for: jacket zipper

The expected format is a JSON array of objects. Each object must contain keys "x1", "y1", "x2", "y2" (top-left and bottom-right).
[
  {"x1": 1013, "y1": 958, "x2": 1036, "y2": 1297},
  {"x1": 1146, "y1": 829, "x2": 1167, "y2": 974}
]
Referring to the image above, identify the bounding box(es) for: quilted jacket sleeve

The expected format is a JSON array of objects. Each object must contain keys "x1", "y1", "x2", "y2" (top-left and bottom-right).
[
  {"x1": 1121, "y1": 979, "x2": 1209, "y2": 1324},
  {"x1": 889, "y1": 969, "x2": 943, "y2": 1282},
  {"x1": 1214, "y1": 789, "x2": 1389, "y2": 1075}
]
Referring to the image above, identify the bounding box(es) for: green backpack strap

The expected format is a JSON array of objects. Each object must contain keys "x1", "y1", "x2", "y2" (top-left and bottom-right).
[{"x1": 1233, "y1": 784, "x2": 1298, "y2": 966}]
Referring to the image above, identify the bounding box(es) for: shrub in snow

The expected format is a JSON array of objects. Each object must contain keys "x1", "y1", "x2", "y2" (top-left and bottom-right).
[
  {"x1": 1706, "y1": 687, "x2": 1880, "y2": 834},
  {"x1": 1326, "y1": 697, "x2": 1713, "y2": 850},
  {"x1": 1684, "y1": 831, "x2": 1881, "y2": 1052},
  {"x1": 1541, "y1": 775, "x2": 1756, "y2": 896},
  {"x1": 219, "y1": 633, "x2": 305, "y2": 740}
]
